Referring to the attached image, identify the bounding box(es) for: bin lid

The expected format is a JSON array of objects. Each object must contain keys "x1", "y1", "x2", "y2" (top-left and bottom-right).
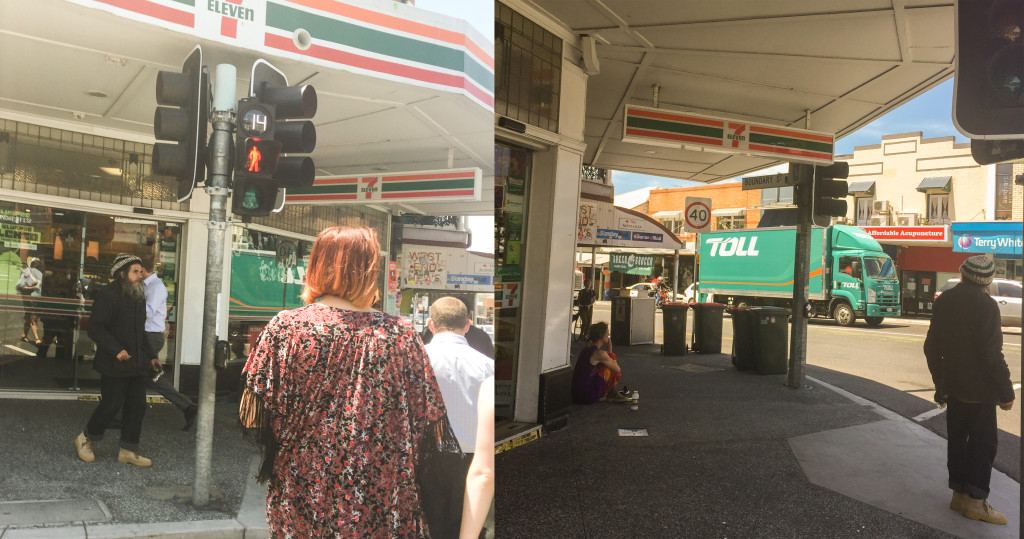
[
  {"x1": 756, "y1": 306, "x2": 791, "y2": 314},
  {"x1": 662, "y1": 302, "x2": 688, "y2": 308},
  {"x1": 692, "y1": 302, "x2": 726, "y2": 308}
]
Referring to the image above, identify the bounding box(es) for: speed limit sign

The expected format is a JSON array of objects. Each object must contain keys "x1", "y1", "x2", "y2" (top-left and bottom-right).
[{"x1": 683, "y1": 197, "x2": 712, "y2": 233}]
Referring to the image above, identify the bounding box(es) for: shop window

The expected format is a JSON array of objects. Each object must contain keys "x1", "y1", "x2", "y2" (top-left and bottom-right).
[
  {"x1": 659, "y1": 218, "x2": 681, "y2": 234},
  {"x1": 495, "y1": 2, "x2": 561, "y2": 132},
  {"x1": 0, "y1": 118, "x2": 184, "y2": 211},
  {"x1": 716, "y1": 215, "x2": 744, "y2": 230},
  {"x1": 926, "y1": 193, "x2": 951, "y2": 224},
  {"x1": 855, "y1": 197, "x2": 874, "y2": 226}
]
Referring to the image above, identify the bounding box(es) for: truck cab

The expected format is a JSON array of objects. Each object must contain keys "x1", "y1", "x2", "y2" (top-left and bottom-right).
[{"x1": 828, "y1": 226, "x2": 900, "y2": 326}]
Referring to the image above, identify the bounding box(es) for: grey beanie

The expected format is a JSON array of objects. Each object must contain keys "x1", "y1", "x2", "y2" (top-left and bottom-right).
[
  {"x1": 110, "y1": 253, "x2": 143, "y2": 277},
  {"x1": 960, "y1": 255, "x2": 994, "y2": 286}
]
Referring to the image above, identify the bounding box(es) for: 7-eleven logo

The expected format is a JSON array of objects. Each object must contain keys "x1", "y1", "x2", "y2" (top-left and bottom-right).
[
  {"x1": 210, "y1": 0, "x2": 254, "y2": 39},
  {"x1": 360, "y1": 177, "x2": 382, "y2": 199}
]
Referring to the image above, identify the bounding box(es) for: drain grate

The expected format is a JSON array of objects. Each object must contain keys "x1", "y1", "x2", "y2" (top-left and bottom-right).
[
  {"x1": 618, "y1": 428, "x2": 649, "y2": 437},
  {"x1": 0, "y1": 498, "x2": 109, "y2": 526}
]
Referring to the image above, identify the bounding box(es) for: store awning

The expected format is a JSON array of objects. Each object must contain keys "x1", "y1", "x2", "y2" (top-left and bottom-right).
[
  {"x1": 651, "y1": 210, "x2": 682, "y2": 219},
  {"x1": 916, "y1": 176, "x2": 952, "y2": 192},
  {"x1": 711, "y1": 207, "x2": 746, "y2": 216},
  {"x1": 848, "y1": 180, "x2": 876, "y2": 195}
]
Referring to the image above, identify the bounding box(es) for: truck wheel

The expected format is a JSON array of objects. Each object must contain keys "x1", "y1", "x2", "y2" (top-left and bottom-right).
[
  {"x1": 833, "y1": 303, "x2": 855, "y2": 327},
  {"x1": 865, "y1": 316, "x2": 884, "y2": 327}
]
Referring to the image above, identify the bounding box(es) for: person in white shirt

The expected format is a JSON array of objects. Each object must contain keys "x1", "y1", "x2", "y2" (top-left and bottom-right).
[{"x1": 422, "y1": 296, "x2": 494, "y2": 538}]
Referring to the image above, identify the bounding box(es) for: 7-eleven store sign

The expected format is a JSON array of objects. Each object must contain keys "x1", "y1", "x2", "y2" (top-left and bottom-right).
[
  {"x1": 623, "y1": 104, "x2": 836, "y2": 165},
  {"x1": 286, "y1": 168, "x2": 482, "y2": 204}
]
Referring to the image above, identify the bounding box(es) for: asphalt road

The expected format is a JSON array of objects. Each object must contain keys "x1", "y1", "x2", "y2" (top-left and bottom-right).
[{"x1": 591, "y1": 301, "x2": 1024, "y2": 481}]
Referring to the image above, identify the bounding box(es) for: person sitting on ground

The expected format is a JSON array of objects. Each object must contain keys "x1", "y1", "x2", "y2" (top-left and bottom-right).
[{"x1": 572, "y1": 321, "x2": 630, "y2": 404}]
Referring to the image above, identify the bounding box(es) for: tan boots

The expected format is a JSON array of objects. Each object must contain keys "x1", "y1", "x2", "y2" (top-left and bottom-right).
[
  {"x1": 117, "y1": 448, "x2": 153, "y2": 467},
  {"x1": 962, "y1": 496, "x2": 1007, "y2": 525},
  {"x1": 76, "y1": 433, "x2": 151, "y2": 467},
  {"x1": 74, "y1": 432, "x2": 94, "y2": 463}
]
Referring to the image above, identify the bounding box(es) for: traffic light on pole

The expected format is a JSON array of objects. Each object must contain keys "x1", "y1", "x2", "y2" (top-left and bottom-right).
[
  {"x1": 153, "y1": 45, "x2": 208, "y2": 203},
  {"x1": 231, "y1": 60, "x2": 317, "y2": 217},
  {"x1": 952, "y1": 0, "x2": 1024, "y2": 139},
  {"x1": 812, "y1": 161, "x2": 849, "y2": 218}
]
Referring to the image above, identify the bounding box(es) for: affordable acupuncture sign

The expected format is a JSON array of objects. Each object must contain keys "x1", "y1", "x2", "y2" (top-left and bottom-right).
[{"x1": 622, "y1": 104, "x2": 835, "y2": 165}]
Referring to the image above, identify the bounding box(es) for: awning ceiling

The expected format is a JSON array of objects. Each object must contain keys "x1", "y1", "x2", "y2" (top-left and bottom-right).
[
  {"x1": 0, "y1": 0, "x2": 494, "y2": 216},
  {"x1": 711, "y1": 208, "x2": 746, "y2": 216},
  {"x1": 651, "y1": 210, "x2": 682, "y2": 219},
  {"x1": 848, "y1": 180, "x2": 877, "y2": 195},
  {"x1": 917, "y1": 176, "x2": 952, "y2": 192},
  {"x1": 520, "y1": 0, "x2": 955, "y2": 183}
]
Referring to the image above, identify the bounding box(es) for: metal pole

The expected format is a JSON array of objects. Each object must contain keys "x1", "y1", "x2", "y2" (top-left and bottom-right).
[
  {"x1": 672, "y1": 248, "x2": 679, "y2": 300},
  {"x1": 787, "y1": 163, "x2": 813, "y2": 389},
  {"x1": 193, "y1": 64, "x2": 236, "y2": 507}
]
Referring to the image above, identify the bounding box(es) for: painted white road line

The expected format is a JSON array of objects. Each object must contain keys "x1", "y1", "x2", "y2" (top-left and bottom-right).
[
  {"x1": 812, "y1": 326, "x2": 1022, "y2": 347},
  {"x1": 912, "y1": 407, "x2": 946, "y2": 422},
  {"x1": 4, "y1": 344, "x2": 37, "y2": 356}
]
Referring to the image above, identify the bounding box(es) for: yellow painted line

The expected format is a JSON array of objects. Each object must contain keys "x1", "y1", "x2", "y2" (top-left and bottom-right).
[
  {"x1": 77, "y1": 395, "x2": 171, "y2": 404},
  {"x1": 495, "y1": 427, "x2": 542, "y2": 455}
]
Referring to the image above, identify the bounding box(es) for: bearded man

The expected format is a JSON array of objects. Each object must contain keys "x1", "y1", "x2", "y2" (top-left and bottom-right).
[{"x1": 75, "y1": 253, "x2": 158, "y2": 467}]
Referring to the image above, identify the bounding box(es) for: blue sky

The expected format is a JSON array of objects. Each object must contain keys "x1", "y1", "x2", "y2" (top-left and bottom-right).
[{"x1": 613, "y1": 78, "x2": 970, "y2": 195}]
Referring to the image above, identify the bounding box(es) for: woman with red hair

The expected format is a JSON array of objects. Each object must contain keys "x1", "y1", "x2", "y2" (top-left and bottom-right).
[{"x1": 241, "y1": 226, "x2": 457, "y2": 537}]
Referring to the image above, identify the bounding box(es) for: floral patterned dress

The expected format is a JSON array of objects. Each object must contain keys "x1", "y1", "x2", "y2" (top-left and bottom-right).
[{"x1": 243, "y1": 303, "x2": 447, "y2": 538}]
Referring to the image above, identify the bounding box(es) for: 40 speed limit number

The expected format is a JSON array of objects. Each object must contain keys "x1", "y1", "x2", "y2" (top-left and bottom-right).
[{"x1": 683, "y1": 197, "x2": 712, "y2": 233}]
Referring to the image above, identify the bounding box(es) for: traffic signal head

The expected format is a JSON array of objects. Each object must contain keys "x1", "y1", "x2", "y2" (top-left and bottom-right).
[
  {"x1": 153, "y1": 46, "x2": 208, "y2": 202},
  {"x1": 251, "y1": 61, "x2": 317, "y2": 189},
  {"x1": 812, "y1": 161, "x2": 850, "y2": 218},
  {"x1": 231, "y1": 177, "x2": 281, "y2": 217},
  {"x1": 953, "y1": 0, "x2": 1024, "y2": 139}
]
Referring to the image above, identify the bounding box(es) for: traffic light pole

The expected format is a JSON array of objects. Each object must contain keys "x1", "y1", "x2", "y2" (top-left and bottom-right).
[
  {"x1": 193, "y1": 64, "x2": 236, "y2": 507},
  {"x1": 787, "y1": 163, "x2": 813, "y2": 389}
]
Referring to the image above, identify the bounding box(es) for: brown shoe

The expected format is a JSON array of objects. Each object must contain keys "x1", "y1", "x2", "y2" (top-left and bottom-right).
[
  {"x1": 117, "y1": 448, "x2": 152, "y2": 467},
  {"x1": 75, "y1": 432, "x2": 94, "y2": 463},
  {"x1": 962, "y1": 497, "x2": 1007, "y2": 525},
  {"x1": 949, "y1": 491, "x2": 968, "y2": 512}
]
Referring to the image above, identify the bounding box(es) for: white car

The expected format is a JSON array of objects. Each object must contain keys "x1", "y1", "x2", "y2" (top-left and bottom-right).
[
  {"x1": 626, "y1": 283, "x2": 687, "y2": 302},
  {"x1": 935, "y1": 278, "x2": 1022, "y2": 326}
]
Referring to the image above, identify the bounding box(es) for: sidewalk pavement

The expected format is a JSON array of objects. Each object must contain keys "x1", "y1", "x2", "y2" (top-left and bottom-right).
[
  {"x1": 0, "y1": 396, "x2": 269, "y2": 538},
  {"x1": 496, "y1": 344, "x2": 1020, "y2": 538}
]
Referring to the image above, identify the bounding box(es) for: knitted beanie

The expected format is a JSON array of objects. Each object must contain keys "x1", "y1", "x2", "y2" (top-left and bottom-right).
[
  {"x1": 110, "y1": 253, "x2": 143, "y2": 277},
  {"x1": 960, "y1": 255, "x2": 994, "y2": 286}
]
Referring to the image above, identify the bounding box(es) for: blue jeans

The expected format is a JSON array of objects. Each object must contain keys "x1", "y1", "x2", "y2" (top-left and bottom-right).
[{"x1": 946, "y1": 398, "x2": 998, "y2": 499}]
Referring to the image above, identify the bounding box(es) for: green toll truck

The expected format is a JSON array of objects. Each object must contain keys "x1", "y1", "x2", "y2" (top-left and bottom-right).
[{"x1": 696, "y1": 224, "x2": 901, "y2": 327}]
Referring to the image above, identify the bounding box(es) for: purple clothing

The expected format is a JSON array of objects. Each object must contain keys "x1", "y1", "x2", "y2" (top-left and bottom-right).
[{"x1": 572, "y1": 346, "x2": 606, "y2": 404}]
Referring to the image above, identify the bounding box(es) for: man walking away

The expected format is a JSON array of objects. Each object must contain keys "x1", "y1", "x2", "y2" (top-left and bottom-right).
[
  {"x1": 75, "y1": 253, "x2": 158, "y2": 467},
  {"x1": 422, "y1": 296, "x2": 495, "y2": 538},
  {"x1": 141, "y1": 262, "x2": 197, "y2": 430},
  {"x1": 925, "y1": 255, "x2": 1015, "y2": 525},
  {"x1": 577, "y1": 280, "x2": 597, "y2": 336}
]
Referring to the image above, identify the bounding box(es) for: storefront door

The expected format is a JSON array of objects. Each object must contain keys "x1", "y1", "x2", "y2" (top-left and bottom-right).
[{"x1": 0, "y1": 201, "x2": 181, "y2": 392}]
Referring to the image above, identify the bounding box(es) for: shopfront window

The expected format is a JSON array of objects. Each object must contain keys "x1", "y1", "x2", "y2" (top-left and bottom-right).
[
  {"x1": 0, "y1": 118, "x2": 185, "y2": 211},
  {"x1": 0, "y1": 201, "x2": 181, "y2": 391},
  {"x1": 495, "y1": 2, "x2": 562, "y2": 132},
  {"x1": 225, "y1": 227, "x2": 312, "y2": 363},
  {"x1": 495, "y1": 142, "x2": 530, "y2": 419}
]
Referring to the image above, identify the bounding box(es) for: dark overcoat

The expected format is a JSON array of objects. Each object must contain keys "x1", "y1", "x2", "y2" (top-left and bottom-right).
[{"x1": 87, "y1": 283, "x2": 156, "y2": 377}]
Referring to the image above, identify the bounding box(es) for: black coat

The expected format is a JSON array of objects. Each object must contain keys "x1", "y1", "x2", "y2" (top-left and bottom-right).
[
  {"x1": 86, "y1": 283, "x2": 156, "y2": 377},
  {"x1": 925, "y1": 281, "x2": 1014, "y2": 405}
]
